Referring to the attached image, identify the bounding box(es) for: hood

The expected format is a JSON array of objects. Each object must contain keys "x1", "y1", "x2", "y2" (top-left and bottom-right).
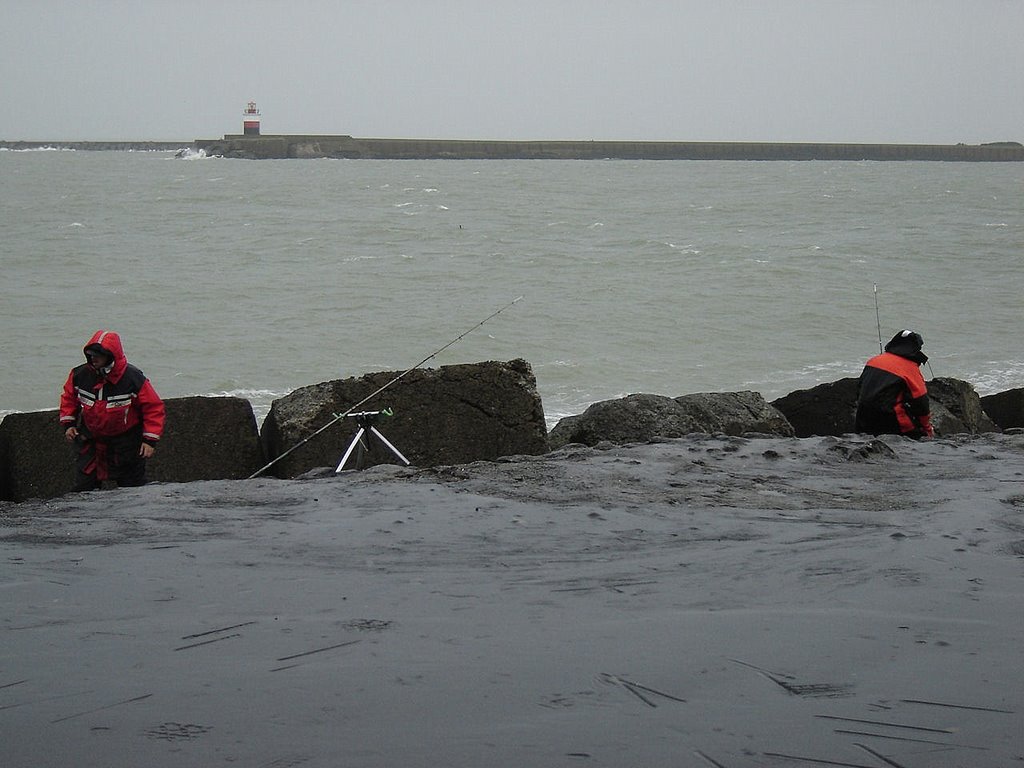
[
  {"x1": 884, "y1": 329, "x2": 928, "y2": 365},
  {"x1": 83, "y1": 329, "x2": 129, "y2": 380}
]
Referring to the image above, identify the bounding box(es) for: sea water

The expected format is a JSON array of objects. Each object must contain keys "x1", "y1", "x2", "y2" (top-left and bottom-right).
[{"x1": 2, "y1": 149, "x2": 1022, "y2": 428}]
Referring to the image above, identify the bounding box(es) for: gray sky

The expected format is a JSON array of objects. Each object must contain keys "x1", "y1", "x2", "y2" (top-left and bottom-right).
[{"x1": 3, "y1": 0, "x2": 1022, "y2": 143}]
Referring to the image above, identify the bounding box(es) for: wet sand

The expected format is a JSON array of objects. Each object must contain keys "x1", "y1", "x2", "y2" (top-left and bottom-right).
[{"x1": 2, "y1": 433, "x2": 1023, "y2": 767}]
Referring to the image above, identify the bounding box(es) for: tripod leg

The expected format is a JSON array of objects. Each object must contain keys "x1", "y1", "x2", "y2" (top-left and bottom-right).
[
  {"x1": 335, "y1": 427, "x2": 367, "y2": 473},
  {"x1": 355, "y1": 434, "x2": 367, "y2": 470},
  {"x1": 368, "y1": 426, "x2": 411, "y2": 466}
]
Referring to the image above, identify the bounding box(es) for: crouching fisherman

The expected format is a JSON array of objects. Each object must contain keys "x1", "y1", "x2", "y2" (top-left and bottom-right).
[
  {"x1": 59, "y1": 330, "x2": 165, "y2": 490},
  {"x1": 855, "y1": 329, "x2": 934, "y2": 440}
]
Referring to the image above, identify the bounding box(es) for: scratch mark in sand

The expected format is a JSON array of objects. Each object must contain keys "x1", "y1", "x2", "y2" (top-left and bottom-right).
[
  {"x1": 275, "y1": 639, "x2": 361, "y2": 662},
  {"x1": 814, "y1": 714, "x2": 953, "y2": 734},
  {"x1": 599, "y1": 673, "x2": 686, "y2": 707},
  {"x1": 729, "y1": 658, "x2": 796, "y2": 680},
  {"x1": 180, "y1": 621, "x2": 257, "y2": 639},
  {"x1": 852, "y1": 743, "x2": 907, "y2": 768},
  {"x1": 174, "y1": 633, "x2": 242, "y2": 651},
  {"x1": 834, "y1": 729, "x2": 989, "y2": 751},
  {"x1": 694, "y1": 749, "x2": 729, "y2": 767},
  {"x1": 900, "y1": 697, "x2": 1014, "y2": 714},
  {"x1": 762, "y1": 752, "x2": 877, "y2": 767},
  {"x1": 51, "y1": 693, "x2": 153, "y2": 724}
]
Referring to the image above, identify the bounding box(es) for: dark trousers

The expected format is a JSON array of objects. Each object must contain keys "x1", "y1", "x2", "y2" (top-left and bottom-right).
[
  {"x1": 73, "y1": 427, "x2": 147, "y2": 491},
  {"x1": 855, "y1": 405, "x2": 926, "y2": 440}
]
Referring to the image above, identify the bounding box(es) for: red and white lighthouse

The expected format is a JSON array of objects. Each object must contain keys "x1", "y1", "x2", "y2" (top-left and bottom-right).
[{"x1": 243, "y1": 101, "x2": 261, "y2": 136}]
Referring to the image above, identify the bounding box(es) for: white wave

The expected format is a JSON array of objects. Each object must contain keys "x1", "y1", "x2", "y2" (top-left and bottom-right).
[
  {"x1": 172, "y1": 147, "x2": 210, "y2": 160},
  {"x1": 1, "y1": 145, "x2": 76, "y2": 152},
  {"x1": 961, "y1": 363, "x2": 1024, "y2": 395},
  {"x1": 205, "y1": 387, "x2": 286, "y2": 401}
]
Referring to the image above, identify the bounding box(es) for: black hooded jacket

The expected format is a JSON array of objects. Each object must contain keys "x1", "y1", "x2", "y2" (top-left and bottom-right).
[{"x1": 855, "y1": 331, "x2": 933, "y2": 438}]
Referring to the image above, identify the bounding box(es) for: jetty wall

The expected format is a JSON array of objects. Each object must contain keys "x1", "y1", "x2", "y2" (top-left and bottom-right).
[
  {"x1": 4, "y1": 138, "x2": 1022, "y2": 161},
  {"x1": 0, "y1": 141, "x2": 189, "y2": 152},
  {"x1": 193, "y1": 135, "x2": 1024, "y2": 161}
]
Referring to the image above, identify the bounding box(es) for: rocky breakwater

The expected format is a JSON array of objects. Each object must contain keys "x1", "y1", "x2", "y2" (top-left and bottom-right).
[
  {"x1": 2, "y1": 362, "x2": 1020, "y2": 502},
  {"x1": 0, "y1": 360, "x2": 548, "y2": 502}
]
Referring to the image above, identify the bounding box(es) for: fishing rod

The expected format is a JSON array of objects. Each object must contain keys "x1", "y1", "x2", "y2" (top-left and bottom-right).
[
  {"x1": 873, "y1": 283, "x2": 883, "y2": 354},
  {"x1": 873, "y1": 283, "x2": 935, "y2": 378},
  {"x1": 247, "y1": 295, "x2": 524, "y2": 479}
]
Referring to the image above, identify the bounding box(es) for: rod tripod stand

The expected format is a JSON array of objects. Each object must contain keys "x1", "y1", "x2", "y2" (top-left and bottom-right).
[{"x1": 335, "y1": 409, "x2": 411, "y2": 473}]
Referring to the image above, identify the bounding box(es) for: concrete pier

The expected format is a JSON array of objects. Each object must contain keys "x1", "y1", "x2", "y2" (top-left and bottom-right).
[{"x1": 194, "y1": 135, "x2": 1024, "y2": 161}]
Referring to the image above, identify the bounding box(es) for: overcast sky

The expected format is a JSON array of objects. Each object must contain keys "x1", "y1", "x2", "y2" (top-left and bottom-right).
[{"x1": 2, "y1": 0, "x2": 1022, "y2": 144}]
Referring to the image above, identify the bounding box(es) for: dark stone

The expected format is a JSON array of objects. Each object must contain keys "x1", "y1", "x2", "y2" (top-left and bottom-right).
[
  {"x1": 980, "y1": 388, "x2": 1024, "y2": 430},
  {"x1": 0, "y1": 396, "x2": 263, "y2": 503},
  {"x1": 674, "y1": 391, "x2": 794, "y2": 438},
  {"x1": 928, "y1": 378, "x2": 1000, "y2": 435},
  {"x1": 547, "y1": 391, "x2": 792, "y2": 449},
  {"x1": 547, "y1": 394, "x2": 696, "y2": 449},
  {"x1": 771, "y1": 376, "x2": 999, "y2": 438},
  {"x1": 0, "y1": 410, "x2": 71, "y2": 502},
  {"x1": 771, "y1": 378, "x2": 860, "y2": 437},
  {"x1": 259, "y1": 359, "x2": 548, "y2": 478},
  {"x1": 147, "y1": 397, "x2": 265, "y2": 483}
]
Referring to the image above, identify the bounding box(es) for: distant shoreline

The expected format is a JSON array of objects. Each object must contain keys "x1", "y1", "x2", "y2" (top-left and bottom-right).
[{"x1": 4, "y1": 137, "x2": 1023, "y2": 161}]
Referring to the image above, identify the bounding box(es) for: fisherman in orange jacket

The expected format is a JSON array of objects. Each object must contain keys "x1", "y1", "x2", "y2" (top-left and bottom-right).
[
  {"x1": 59, "y1": 330, "x2": 165, "y2": 490},
  {"x1": 855, "y1": 329, "x2": 934, "y2": 439}
]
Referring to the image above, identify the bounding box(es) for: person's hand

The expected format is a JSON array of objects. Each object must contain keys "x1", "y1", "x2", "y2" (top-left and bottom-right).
[
  {"x1": 64, "y1": 427, "x2": 78, "y2": 442},
  {"x1": 139, "y1": 443, "x2": 155, "y2": 459}
]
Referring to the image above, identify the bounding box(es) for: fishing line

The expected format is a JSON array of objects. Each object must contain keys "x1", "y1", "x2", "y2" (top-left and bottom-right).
[
  {"x1": 247, "y1": 295, "x2": 524, "y2": 479},
  {"x1": 873, "y1": 283, "x2": 883, "y2": 354}
]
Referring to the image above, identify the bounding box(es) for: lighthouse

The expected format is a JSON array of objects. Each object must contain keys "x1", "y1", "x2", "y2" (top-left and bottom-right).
[{"x1": 243, "y1": 101, "x2": 261, "y2": 136}]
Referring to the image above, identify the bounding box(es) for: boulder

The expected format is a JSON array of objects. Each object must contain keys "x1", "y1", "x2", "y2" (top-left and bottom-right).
[
  {"x1": 147, "y1": 396, "x2": 265, "y2": 482},
  {"x1": 0, "y1": 396, "x2": 264, "y2": 503},
  {"x1": 675, "y1": 391, "x2": 794, "y2": 437},
  {"x1": 547, "y1": 391, "x2": 793, "y2": 449},
  {"x1": 980, "y1": 388, "x2": 1024, "y2": 430},
  {"x1": 259, "y1": 359, "x2": 548, "y2": 478},
  {"x1": 928, "y1": 377, "x2": 999, "y2": 435},
  {"x1": 0, "y1": 410, "x2": 70, "y2": 502},
  {"x1": 771, "y1": 378, "x2": 860, "y2": 437},
  {"x1": 771, "y1": 376, "x2": 998, "y2": 438}
]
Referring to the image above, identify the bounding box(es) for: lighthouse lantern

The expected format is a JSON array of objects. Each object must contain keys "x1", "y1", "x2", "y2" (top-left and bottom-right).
[{"x1": 243, "y1": 101, "x2": 261, "y2": 136}]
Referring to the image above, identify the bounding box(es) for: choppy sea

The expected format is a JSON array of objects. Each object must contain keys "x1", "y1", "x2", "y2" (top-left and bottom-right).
[{"x1": 2, "y1": 148, "x2": 1022, "y2": 429}]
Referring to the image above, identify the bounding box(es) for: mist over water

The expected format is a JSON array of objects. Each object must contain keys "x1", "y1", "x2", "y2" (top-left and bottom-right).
[{"x1": 2, "y1": 150, "x2": 1022, "y2": 427}]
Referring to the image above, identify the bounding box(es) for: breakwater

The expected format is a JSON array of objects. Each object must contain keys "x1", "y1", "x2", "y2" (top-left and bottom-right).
[
  {"x1": 194, "y1": 134, "x2": 1024, "y2": 161},
  {"x1": 0, "y1": 140, "x2": 190, "y2": 152},
  {"x1": 4, "y1": 137, "x2": 1022, "y2": 161}
]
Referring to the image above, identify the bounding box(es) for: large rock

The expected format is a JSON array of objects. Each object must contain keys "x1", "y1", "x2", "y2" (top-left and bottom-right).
[
  {"x1": 771, "y1": 376, "x2": 998, "y2": 438},
  {"x1": 0, "y1": 397, "x2": 263, "y2": 502},
  {"x1": 259, "y1": 359, "x2": 548, "y2": 478},
  {"x1": 771, "y1": 378, "x2": 860, "y2": 437},
  {"x1": 675, "y1": 391, "x2": 794, "y2": 438},
  {"x1": 928, "y1": 377, "x2": 999, "y2": 435},
  {"x1": 0, "y1": 410, "x2": 70, "y2": 502},
  {"x1": 980, "y1": 388, "x2": 1024, "y2": 430},
  {"x1": 147, "y1": 397, "x2": 265, "y2": 482},
  {"x1": 547, "y1": 391, "x2": 793, "y2": 449}
]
